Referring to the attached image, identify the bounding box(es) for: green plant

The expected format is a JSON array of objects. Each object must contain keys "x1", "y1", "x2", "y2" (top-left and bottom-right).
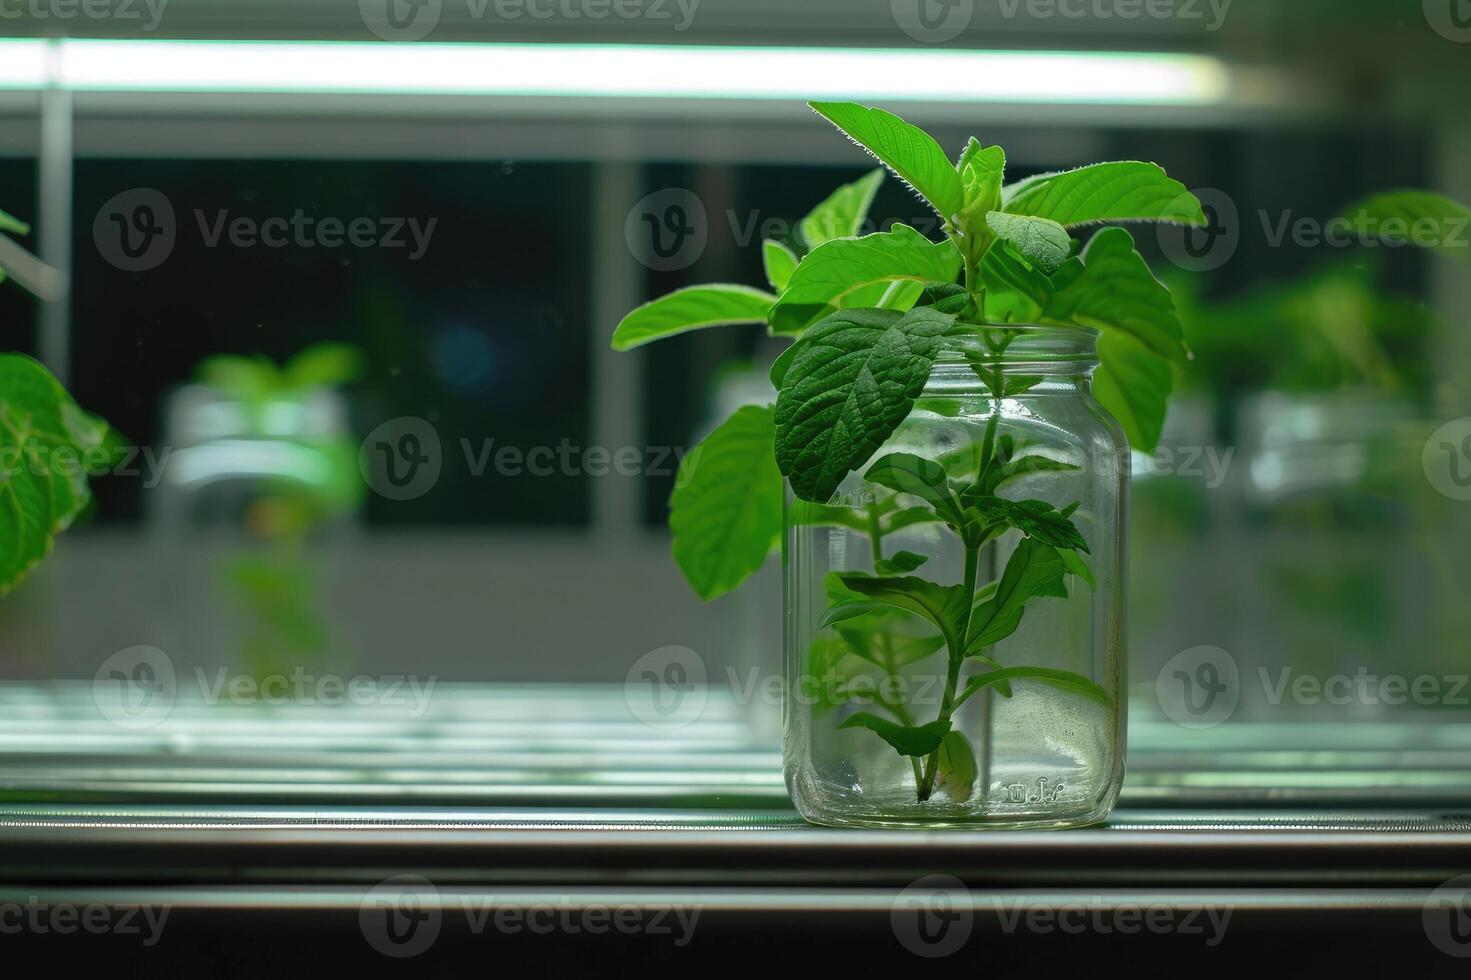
[
  {"x1": 194, "y1": 345, "x2": 366, "y2": 675},
  {"x1": 614, "y1": 102, "x2": 1207, "y2": 800},
  {"x1": 1175, "y1": 190, "x2": 1470, "y2": 402},
  {"x1": 0, "y1": 208, "x2": 122, "y2": 596}
]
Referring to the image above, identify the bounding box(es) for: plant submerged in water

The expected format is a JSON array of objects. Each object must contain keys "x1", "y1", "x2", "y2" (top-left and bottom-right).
[{"x1": 614, "y1": 101, "x2": 1208, "y2": 802}]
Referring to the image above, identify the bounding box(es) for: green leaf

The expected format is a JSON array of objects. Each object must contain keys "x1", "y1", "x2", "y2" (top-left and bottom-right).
[
  {"x1": 836, "y1": 572, "x2": 969, "y2": 648},
  {"x1": 774, "y1": 305, "x2": 955, "y2": 503},
  {"x1": 838, "y1": 711, "x2": 952, "y2": 757},
  {"x1": 1093, "y1": 331, "x2": 1173, "y2": 451},
  {"x1": 964, "y1": 537, "x2": 1067, "y2": 652},
  {"x1": 1338, "y1": 190, "x2": 1471, "y2": 257},
  {"x1": 996, "y1": 452, "x2": 1081, "y2": 489},
  {"x1": 808, "y1": 102, "x2": 965, "y2": 221},
  {"x1": 196, "y1": 354, "x2": 283, "y2": 400},
  {"x1": 799, "y1": 168, "x2": 886, "y2": 249},
  {"x1": 789, "y1": 499, "x2": 870, "y2": 533},
  {"x1": 1058, "y1": 548, "x2": 1097, "y2": 590},
  {"x1": 804, "y1": 634, "x2": 872, "y2": 714},
  {"x1": 977, "y1": 241, "x2": 1058, "y2": 323},
  {"x1": 284, "y1": 342, "x2": 364, "y2": 390},
  {"x1": 986, "y1": 212, "x2": 1072, "y2": 276},
  {"x1": 955, "y1": 140, "x2": 1007, "y2": 263},
  {"x1": 935, "y1": 731, "x2": 977, "y2": 801},
  {"x1": 669, "y1": 405, "x2": 784, "y2": 601},
  {"x1": 1045, "y1": 227, "x2": 1187, "y2": 364},
  {"x1": 1002, "y1": 161, "x2": 1206, "y2": 229},
  {"x1": 883, "y1": 506, "x2": 945, "y2": 534},
  {"x1": 873, "y1": 550, "x2": 929, "y2": 575},
  {"x1": 0, "y1": 354, "x2": 116, "y2": 596},
  {"x1": 834, "y1": 626, "x2": 945, "y2": 671},
  {"x1": 913, "y1": 281, "x2": 975, "y2": 317},
  {"x1": 875, "y1": 279, "x2": 926, "y2": 313},
  {"x1": 612, "y1": 284, "x2": 777, "y2": 351},
  {"x1": 762, "y1": 240, "x2": 800, "y2": 291},
  {"x1": 1001, "y1": 376, "x2": 1044, "y2": 398},
  {"x1": 820, "y1": 601, "x2": 891, "y2": 629},
  {"x1": 963, "y1": 496, "x2": 1090, "y2": 554},
  {"x1": 955, "y1": 667, "x2": 1110, "y2": 708},
  {"x1": 768, "y1": 224, "x2": 962, "y2": 335},
  {"x1": 0, "y1": 208, "x2": 30, "y2": 236},
  {"x1": 864, "y1": 452, "x2": 965, "y2": 525}
]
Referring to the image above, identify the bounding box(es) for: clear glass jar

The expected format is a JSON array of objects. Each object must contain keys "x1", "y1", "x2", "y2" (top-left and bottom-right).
[{"x1": 783, "y1": 326, "x2": 1128, "y2": 829}]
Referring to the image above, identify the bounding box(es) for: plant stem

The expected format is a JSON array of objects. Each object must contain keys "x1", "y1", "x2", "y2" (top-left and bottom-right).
[
  {"x1": 916, "y1": 542, "x2": 981, "y2": 802},
  {"x1": 867, "y1": 501, "x2": 884, "y2": 564},
  {"x1": 866, "y1": 502, "x2": 925, "y2": 788}
]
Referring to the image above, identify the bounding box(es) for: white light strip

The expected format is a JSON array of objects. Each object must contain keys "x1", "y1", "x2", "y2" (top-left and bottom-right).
[
  {"x1": 0, "y1": 39, "x2": 1230, "y2": 106},
  {"x1": 0, "y1": 39, "x2": 48, "y2": 89}
]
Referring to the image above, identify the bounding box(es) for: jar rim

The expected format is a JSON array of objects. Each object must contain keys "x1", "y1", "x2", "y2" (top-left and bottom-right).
[{"x1": 938, "y1": 323, "x2": 1099, "y2": 366}]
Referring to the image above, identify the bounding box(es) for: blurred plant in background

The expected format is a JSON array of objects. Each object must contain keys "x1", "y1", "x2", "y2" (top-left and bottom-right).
[
  {"x1": 1137, "y1": 190, "x2": 1471, "y2": 705},
  {"x1": 188, "y1": 343, "x2": 365, "y2": 677}
]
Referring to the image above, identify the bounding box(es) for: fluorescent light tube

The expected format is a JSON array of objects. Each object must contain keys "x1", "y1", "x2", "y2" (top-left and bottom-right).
[{"x1": 0, "y1": 39, "x2": 1230, "y2": 106}]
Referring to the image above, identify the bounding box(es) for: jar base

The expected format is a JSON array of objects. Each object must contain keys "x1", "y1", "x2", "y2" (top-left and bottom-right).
[{"x1": 787, "y1": 769, "x2": 1120, "y2": 830}]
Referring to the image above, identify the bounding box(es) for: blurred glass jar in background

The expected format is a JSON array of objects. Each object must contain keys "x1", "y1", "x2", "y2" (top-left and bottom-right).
[
  {"x1": 1233, "y1": 389, "x2": 1445, "y2": 719},
  {"x1": 150, "y1": 346, "x2": 364, "y2": 679}
]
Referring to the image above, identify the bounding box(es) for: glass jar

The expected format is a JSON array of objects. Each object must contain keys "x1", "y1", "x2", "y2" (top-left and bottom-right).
[{"x1": 783, "y1": 326, "x2": 1128, "y2": 829}]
